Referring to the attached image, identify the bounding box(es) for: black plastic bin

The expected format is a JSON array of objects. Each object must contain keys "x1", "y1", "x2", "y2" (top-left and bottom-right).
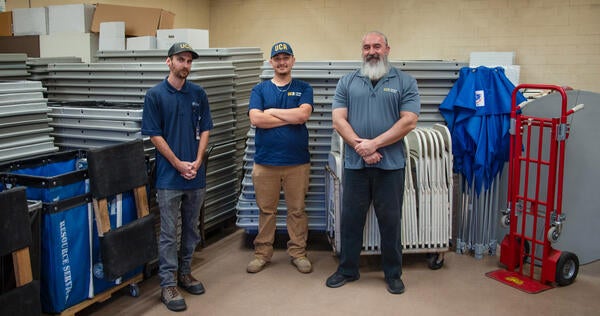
[{"x1": 0, "y1": 200, "x2": 41, "y2": 294}]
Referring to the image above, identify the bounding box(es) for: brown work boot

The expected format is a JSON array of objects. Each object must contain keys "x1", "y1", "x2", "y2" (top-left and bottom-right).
[
  {"x1": 292, "y1": 256, "x2": 313, "y2": 273},
  {"x1": 161, "y1": 286, "x2": 186, "y2": 312},
  {"x1": 246, "y1": 257, "x2": 267, "y2": 273},
  {"x1": 178, "y1": 273, "x2": 205, "y2": 295}
]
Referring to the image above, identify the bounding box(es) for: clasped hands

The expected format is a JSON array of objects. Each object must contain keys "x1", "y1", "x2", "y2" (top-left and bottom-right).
[
  {"x1": 180, "y1": 161, "x2": 199, "y2": 180},
  {"x1": 354, "y1": 138, "x2": 382, "y2": 165}
]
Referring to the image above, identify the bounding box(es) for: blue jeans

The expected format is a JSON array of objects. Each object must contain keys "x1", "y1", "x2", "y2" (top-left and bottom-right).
[
  {"x1": 157, "y1": 188, "x2": 206, "y2": 288},
  {"x1": 337, "y1": 168, "x2": 405, "y2": 280}
]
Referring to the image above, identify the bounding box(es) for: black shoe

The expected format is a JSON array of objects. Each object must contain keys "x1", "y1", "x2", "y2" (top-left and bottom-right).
[
  {"x1": 386, "y1": 278, "x2": 405, "y2": 294},
  {"x1": 326, "y1": 272, "x2": 359, "y2": 288},
  {"x1": 178, "y1": 274, "x2": 205, "y2": 295}
]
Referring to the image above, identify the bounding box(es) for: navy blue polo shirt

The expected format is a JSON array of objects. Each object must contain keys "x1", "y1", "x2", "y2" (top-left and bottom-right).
[
  {"x1": 142, "y1": 78, "x2": 213, "y2": 189},
  {"x1": 332, "y1": 67, "x2": 421, "y2": 170},
  {"x1": 249, "y1": 79, "x2": 314, "y2": 166}
]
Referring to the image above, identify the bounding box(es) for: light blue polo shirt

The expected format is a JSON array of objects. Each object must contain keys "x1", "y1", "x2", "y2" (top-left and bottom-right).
[{"x1": 332, "y1": 67, "x2": 420, "y2": 170}]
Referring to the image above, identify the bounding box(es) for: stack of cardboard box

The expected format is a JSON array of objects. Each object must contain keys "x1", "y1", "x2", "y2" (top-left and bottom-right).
[{"x1": 0, "y1": 3, "x2": 177, "y2": 60}]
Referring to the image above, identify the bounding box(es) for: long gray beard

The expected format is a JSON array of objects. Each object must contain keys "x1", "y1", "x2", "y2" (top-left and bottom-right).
[{"x1": 360, "y1": 57, "x2": 390, "y2": 80}]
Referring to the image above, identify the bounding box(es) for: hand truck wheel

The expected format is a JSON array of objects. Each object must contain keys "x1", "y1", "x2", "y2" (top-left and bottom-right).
[
  {"x1": 513, "y1": 237, "x2": 531, "y2": 266},
  {"x1": 555, "y1": 251, "x2": 579, "y2": 286}
]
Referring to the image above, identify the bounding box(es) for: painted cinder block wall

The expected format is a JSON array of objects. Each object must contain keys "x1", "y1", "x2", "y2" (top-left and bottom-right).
[{"x1": 7, "y1": 0, "x2": 600, "y2": 92}]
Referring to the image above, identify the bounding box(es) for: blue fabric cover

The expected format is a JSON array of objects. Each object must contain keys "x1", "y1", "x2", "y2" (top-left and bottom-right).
[
  {"x1": 40, "y1": 201, "x2": 91, "y2": 313},
  {"x1": 439, "y1": 66, "x2": 526, "y2": 192}
]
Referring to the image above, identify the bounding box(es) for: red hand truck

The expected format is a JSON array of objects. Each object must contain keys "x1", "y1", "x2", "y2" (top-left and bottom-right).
[{"x1": 488, "y1": 84, "x2": 584, "y2": 293}]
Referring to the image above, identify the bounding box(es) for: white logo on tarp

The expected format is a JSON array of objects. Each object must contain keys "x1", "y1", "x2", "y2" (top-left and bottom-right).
[
  {"x1": 60, "y1": 220, "x2": 73, "y2": 300},
  {"x1": 475, "y1": 90, "x2": 485, "y2": 107}
]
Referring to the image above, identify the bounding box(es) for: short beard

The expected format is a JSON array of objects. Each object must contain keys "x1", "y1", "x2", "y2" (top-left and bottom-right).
[
  {"x1": 168, "y1": 59, "x2": 190, "y2": 80},
  {"x1": 360, "y1": 55, "x2": 390, "y2": 80},
  {"x1": 174, "y1": 69, "x2": 189, "y2": 79}
]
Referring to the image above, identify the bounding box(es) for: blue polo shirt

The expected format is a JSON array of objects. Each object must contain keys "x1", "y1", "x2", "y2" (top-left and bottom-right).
[
  {"x1": 249, "y1": 79, "x2": 314, "y2": 166},
  {"x1": 332, "y1": 67, "x2": 420, "y2": 170},
  {"x1": 142, "y1": 78, "x2": 213, "y2": 189}
]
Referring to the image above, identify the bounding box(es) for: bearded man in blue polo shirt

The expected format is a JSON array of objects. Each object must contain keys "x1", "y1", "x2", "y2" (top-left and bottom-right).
[
  {"x1": 326, "y1": 31, "x2": 421, "y2": 295},
  {"x1": 142, "y1": 42, "x2": 213, "y2": 312}
]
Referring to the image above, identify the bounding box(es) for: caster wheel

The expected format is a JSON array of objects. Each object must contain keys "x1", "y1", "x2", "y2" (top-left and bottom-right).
[
  {"x1": 547, "y1": 226, "x2": 560, "y2": 243},
  {"x1": 501, "y1": 214, "x2": 510, "y2": 228},
  {"x1": 129, "y1": 283, "x2": 140, "y2": 297},
  {"x1": 556, "y1": 251, "x2": 579, "y2": 286},
  {"x1": 426, "y1": 253, "x2": 444, "y2": 270}
]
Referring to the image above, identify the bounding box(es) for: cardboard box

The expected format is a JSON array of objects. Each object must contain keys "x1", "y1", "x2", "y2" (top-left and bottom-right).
[
  {"x1": 160, "y1": 11, "x2": 175, "y2": 31},
  {"x1": 91, "y1": 3, "x2": 174, "y2": 37},
  {"x1": 0, "y1": 12, "x2": 12, "y2": 36},
  {"x1": 127, "y1": 36, "x2": 157, "y2": 50},
  {"x1": 48, "y1": 4, "x2": 96, "y2": 34},
  {"x1": 156, "y1": 29, "x2": 209, "y2": 50},
  {"x1": 12, "y1": 7, "x2": 48, "y2": 36},
  {"x1": 40, "y1": 33, "x2": 99, "y2": 63},
  {"x1": 0, "y1": 35, "x2": 40, "y2": 57}
]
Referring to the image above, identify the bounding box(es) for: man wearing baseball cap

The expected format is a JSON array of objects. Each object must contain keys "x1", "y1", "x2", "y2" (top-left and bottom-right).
[
  {"x1": 270, "y1": 41, "x2": 294, "y2": 58},
  {"x1": 168, "y1": 41, "x2": 200, "y2": 59},
  {"x1": 246, "y1": 41, "x2": 314, "y2": 274},
  {"x1": 142, "y1": 42, "x2": 213, "y2": 312}
]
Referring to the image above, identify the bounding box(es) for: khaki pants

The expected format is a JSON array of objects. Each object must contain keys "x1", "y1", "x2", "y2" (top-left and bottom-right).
[{"x1": 252, "y1": 163, "x2": 310, "y2": 261}]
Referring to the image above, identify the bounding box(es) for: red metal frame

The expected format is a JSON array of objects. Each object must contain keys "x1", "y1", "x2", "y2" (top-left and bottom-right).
[{"x1": 500, "y1": 84, "x2": 577, "y2": 285}]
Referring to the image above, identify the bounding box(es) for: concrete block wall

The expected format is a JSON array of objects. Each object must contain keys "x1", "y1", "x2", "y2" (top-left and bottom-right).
[
  {"x1": 7, "y1": 0, "x2": 600, "y2": 92},
  {"x1": 208, "y1": 0, "x2": 600, "y2": 93}
]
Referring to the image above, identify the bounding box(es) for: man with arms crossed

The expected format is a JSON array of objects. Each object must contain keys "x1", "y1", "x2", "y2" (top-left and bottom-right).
[{"x1": 246, "y1": 41, "x2": 314, "y2": 274}]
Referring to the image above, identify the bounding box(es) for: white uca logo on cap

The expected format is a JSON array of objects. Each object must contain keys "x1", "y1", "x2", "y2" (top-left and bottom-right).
[{"x1": 274, "y1": 43, "x2": 288, "y2": 52}]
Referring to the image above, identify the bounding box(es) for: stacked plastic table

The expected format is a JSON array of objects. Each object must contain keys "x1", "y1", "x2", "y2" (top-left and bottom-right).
[{"x1": 0, "y1": 80, "x2": 57, "y2": 162}]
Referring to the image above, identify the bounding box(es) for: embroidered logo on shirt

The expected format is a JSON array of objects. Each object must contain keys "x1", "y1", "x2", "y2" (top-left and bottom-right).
[
  {"x1": 475, "y1": 90, "x2": 485, "y2": 107},
  {"x1": 383, "y1": 87, "x2": 398, "y2": 94},
  {"x1": 287, "y1": 91, "x2": 302, "y2": 97},
  {"x1": 192, "y1": 101, "x2": 200, "y2": 115}
]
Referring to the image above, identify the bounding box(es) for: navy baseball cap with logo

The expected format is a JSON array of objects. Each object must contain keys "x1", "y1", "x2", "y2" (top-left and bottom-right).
[
  {"x1": 168, "y1": 42, "x2": 199, "y2": 59},
  {"x1": 270, "y1": 41, "x2": 294, "y2": 58}
]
